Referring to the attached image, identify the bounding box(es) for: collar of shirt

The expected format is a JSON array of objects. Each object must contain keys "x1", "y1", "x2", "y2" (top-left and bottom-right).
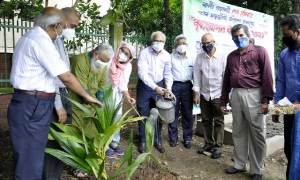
[
  {"x1": 234, "y1": 42, "x2": 254, "y2": 55},
  {"x1": 34, "y1": 26, "x2": 53, "y2": 42},
  {"x1": 174, "y1": 51, "x2": 190, "y2": 59},
  {"x1": 204, "y1": 47, "x2": 220, "y2": 59},
  {"x1": 149, "y1": 46, "x2": 165, "y2": 56}
]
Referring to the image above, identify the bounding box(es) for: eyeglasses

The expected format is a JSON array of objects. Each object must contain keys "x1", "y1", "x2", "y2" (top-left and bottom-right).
[
  {"x1": 120, "y1": 48, "x2": 131, "y2": 59},
  {"x1": 153, "y1": 40, "x2": 165, "y2": 43},
  {"x1": 232, "y1": 33, "x2": 247, "y2": 40},
  {"x1": 177, "y1": 42, "x2": 187, "y2": 46},
  {"x1": 201, "y1": 40, "x2": 213, "y2": 46}
]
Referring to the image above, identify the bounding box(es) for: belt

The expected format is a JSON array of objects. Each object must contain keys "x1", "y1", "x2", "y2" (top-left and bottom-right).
[
  {"x1": 15, "y1": 89, "x2": 56, "y2": 98},
  {"x1": 174, "y1": 81, "x2": 190, "y2": 84}
]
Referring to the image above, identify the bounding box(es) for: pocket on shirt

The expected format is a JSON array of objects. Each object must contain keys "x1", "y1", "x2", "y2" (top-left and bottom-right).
[{"x1": 243, "y1": 60, "x2": 259, "y2": 75}]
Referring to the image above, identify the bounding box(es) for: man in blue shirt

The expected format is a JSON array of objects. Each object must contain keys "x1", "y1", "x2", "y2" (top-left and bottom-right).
[{"x1": 275, "y1": 14, "x2": 300, "y2": 180}]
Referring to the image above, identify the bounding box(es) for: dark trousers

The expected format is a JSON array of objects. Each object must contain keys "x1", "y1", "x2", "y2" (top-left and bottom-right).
[
  {"x1": 284, "y1": 114, "x2": 295, "y2": 180},
  {"x1": 7, "y1": 91, "x2": 54, "y2": 180},
  {"x1": 200, "y1": 95, "x2": 224, "y2": 148},
  {"x1": 137, "y1": 80, "x2": 163, "y2": 143},
  {"x1": 168, "y1": 81, "x2": 193, "y2": 142},
  {"x1": 42, "y1": 89, "x2": 72, "y2": 180}
]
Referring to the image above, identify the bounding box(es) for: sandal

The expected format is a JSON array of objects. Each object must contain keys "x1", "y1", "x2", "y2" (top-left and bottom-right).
[{"x1": 71, "y1": 168, "x2": 89, "y2": 178}]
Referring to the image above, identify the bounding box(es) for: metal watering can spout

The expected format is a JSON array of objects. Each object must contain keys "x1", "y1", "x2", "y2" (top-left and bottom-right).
[{"x1": 155, "y1": 90, "x2": 176, "y2": 124}]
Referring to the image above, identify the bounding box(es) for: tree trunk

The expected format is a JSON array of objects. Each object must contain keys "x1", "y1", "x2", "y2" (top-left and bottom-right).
[
  {"x1": 292, "y1": 0, "x2": 300, "y2": 14},
  {"x1": 72, "y1": 0, "x2": 81, "y2": 9},
  {"x1": 163, "y1": 0, "x2": 173, "y2": 52}
]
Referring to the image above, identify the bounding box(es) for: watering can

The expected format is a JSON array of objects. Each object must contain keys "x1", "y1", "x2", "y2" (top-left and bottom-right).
[{"x1": 155, "y1": 90, "x2": 176, "y2": 124}]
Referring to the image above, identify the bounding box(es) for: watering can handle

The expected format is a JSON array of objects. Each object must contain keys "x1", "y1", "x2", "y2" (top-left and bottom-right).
[{"x1": 162, "y1": 89, "x2": 176, "y2": 103}]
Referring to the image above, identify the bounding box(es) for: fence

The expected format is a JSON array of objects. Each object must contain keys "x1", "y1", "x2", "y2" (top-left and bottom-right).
[{"x1": 0, "y1": 13, "x2": 174, "y2": 88}]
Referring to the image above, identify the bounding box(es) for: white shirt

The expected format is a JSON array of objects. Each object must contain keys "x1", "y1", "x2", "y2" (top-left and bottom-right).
[
  {"x1": 171, "y1": 51, "x2": 195, "y2": 82},
  {"x1": 193, "y1": 49, "x2": 227, "y2": 101},
  {"x1": 138, "y1": 47, "x2": 173, "y2": 90},
  {"x1": 53, "y1": 37, "x2": 71, "y2": 110},
  {"x1": 10, "y1": 26, "x2": 69, "y2": 93},
  {"x1": 107, "y1": 61, "x2": 132, "y2": 115}
]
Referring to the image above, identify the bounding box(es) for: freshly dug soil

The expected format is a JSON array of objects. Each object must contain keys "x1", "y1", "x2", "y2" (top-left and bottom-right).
[{"x1": 0, "y1": 118, "x2": 287, "y2": 180}]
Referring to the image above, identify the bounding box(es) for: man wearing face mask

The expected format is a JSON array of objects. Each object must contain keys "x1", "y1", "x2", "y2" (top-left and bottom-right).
[
  {"x1": 193, "y1": 33, "x2": 227, "y2": 159},
  {"x1": 168, "y1": 34, "x2": 195, "y2": 149},
  {"x1": 220, "y1": 24, "x2": 273, "y2": 180},
  {"x1": 275, "y1": 14, "x2": 300, "y2": 180},
  {"x1": 137, "y1": 31, "x2": 173, "y2": 153},
  {"x1": 7, "y1": 7, "x2": 102, "y2": 180},
  {"x1": 69, "y1": 44, "x2": 114, "y2": 138},
  {"x1": 42, "y1": 7, "x2": 80, "y2": 180}
]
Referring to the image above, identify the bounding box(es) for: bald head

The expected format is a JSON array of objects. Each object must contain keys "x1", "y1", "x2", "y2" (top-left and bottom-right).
[
  {"x1": 61, "y1": 7, "x2": 79, "y2": 29},
  {"x1": 42, "y1": 7, "x2": 67, "y2": 29},
  {"x1": 201, "y1": 33, "x2": 214, "y2": 43}
]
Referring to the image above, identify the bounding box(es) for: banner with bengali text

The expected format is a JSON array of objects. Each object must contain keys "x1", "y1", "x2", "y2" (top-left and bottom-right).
[{"x1": 183, "y1": 0, "x2": 275, "y2": 77}]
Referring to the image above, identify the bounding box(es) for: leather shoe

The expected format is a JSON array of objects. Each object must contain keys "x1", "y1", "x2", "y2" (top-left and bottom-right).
[
  {"x1": 253, "y1": 174, "x2": 262, "y2": 180},
  {"x1": 138, "y1": 143, "x2": 146, "y2": 153},
  {"x1": 169, "y1": 141, "x2": 177, "y2": 147},
  {"x1": 225, "y1": 167, "x2": 247, "y2": 174},
  {"x1": 154, "y1": 143, "x2": 165, "y2": 153},
  {"x1": 197, "y1": 144, "x2": 212, "y2": 154},
  {"x1": 211, "y1": 149, "x2": 222, "y2": 159},
  {"x1": 183, "y1": 140, "x2": 191, "y2": 149}
]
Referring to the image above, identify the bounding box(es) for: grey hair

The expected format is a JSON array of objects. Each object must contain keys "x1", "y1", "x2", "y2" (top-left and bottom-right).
[
  {"x1": 34, "y1": 9, "x2": 62, "y2": 30},
  {"x1": 174, "y1": 34, "x2": 187, "y2": 46},
  {"x1": 150, "y1": 31, "x2": 166, "y2": 41},
  {"x1": 61, "y1": 7, "x2": 79, "y2": 19},
  {"x1": 231, "y1": 24, "x2": 250, "y2": 37},
  {"x1": 94, "y1": 43, "x2": 114, "y2": 58}
]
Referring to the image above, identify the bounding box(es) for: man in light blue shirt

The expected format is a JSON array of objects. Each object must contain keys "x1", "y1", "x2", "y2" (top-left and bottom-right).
[
  {"x1": 275, "y1": 14, "x2": 300, "y2": 180},
  {"x1": 168, "y1": 34, "x2": 195, "y2": 149},
  {"x1": 137, "y1": 31, "x2": 173, "y2": 153}
]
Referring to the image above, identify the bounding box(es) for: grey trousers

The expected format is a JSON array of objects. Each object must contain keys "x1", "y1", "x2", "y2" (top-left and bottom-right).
[{"x1": 231, "y1": 87, "x2": 266, "y2": 175}]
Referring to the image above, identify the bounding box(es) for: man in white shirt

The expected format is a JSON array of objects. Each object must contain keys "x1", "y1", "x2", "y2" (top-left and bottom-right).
[
  {"x1": 7, "y1": 7, "x2": 101, "y2": 180},
  {"x1": 168, "y1": 34, "x2": 195, "y2": 149},
  {"x1": 137, "y1": 31, "x2": 173, "y2": 153},
  {"x1": 42, "y1": 7, "x2": 80, "y2": 180},
  {"x1": 193, "y1": 33, "x2": 227, "y2": 159}
]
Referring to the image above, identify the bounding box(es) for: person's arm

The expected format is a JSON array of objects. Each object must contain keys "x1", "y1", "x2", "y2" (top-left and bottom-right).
[
  {"x1": 138, "y1": 49, "x2": 159, "y2": 90},
  {"x1": 220, "y1": 57, "x2": 231, "y2": 112},
  {"x1": 54, "y1": 79, "x2": 67, "y2": 123},
  {"x1": 192, "y1": 55, "x2": 201, "y2": 105},
  {"x1": 58, "y1": 71, "x2": 102, "y2": 107},
  {"x1": 120, "y1": 64, "x2": 135, "y2": 104},
  {"x1": 274, "y1": 52, "x2": 286, "y2": 104},
  {"x1": 259, "y1": 47, "x2": 274, "y2": 104},
  {"x1": 163, "y1": 53, "x2": 173, "y2": 91}
]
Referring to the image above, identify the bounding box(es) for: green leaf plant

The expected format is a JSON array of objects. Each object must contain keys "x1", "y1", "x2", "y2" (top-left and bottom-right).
[{"x1": 45, "y1": 83, "x2": 160, "y2": 179}]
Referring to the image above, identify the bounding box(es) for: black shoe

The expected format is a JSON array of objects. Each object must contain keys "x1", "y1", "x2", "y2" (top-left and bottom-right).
[
  {"x1": 183, "y1": 140, "x2": 191, "y2": 149},
  {"x1": 169, "y1": 141, "x2": 177, "y2": 147},
  {"x1": 138, "y1": 143, "x2": 146, "y2": 153},
  {"x1": 211, "y1": 149, "x2": 222, "y2": 159},
  {"x1": 225, "y1": 167, "x2": 247, "y2": 174},
  {"x1": 197, "y1": 144, "x2": 212, "y2": 154},
  {"x1": 252, "y1": 174, "x2": 262, "y2": 180},
  {"x1": 154, "y1": 143, "x2": 165, "y2": 153}
]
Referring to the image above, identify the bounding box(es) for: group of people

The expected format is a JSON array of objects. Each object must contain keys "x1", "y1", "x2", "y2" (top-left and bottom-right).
[{"x1": 5, "y1": 4, "x2": 299, "y2": 180}]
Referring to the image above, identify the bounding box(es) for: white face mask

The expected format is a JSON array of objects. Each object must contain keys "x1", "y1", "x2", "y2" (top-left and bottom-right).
[
  {"x1": 118, "y1": 52, "x2": 128, "y2": 63},
  {"x1": 152, "y1": 42, "x2": 165, "y2": 52},
  {"x1": 94, "y1": 59, "x2": 107, "y2": 69},
  {"x1": 62, "y1": 28, "x2": 76, "y2": 41},
  {"x1": 176, "y1": 45, "x2": 187, "y2": 53}
]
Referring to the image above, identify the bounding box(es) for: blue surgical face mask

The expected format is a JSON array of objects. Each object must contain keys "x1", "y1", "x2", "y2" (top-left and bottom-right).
[{"x1": 233, "y1": 36, "x2": 249, "y2": 49}]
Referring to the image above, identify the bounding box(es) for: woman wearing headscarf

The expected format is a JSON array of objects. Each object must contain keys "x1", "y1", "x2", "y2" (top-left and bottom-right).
[{"x1": 106, "y1": 41, "x2": 136, "y2": 158}]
